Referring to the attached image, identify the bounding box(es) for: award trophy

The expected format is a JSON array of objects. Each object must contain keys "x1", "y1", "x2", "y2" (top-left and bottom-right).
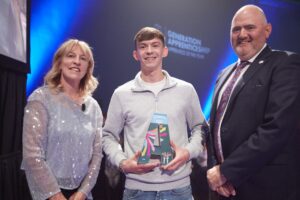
[{"x1": 138, "y1": 113, "x2": 173, "y2": 165}]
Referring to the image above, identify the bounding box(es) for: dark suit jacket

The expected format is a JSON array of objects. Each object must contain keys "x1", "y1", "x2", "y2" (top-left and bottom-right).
[{"x1": 208, "y1": 46, "x2": 300, "y2": 200}]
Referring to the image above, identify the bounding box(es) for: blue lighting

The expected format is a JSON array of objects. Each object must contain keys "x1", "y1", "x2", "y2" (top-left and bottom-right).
[
  {"x1": 258, "y1": 0, "x2": 299, "y2": 8},
  {"x1": 202, "y1": 43, "x2": 237, "y2": 119},
  {"x1": 27, "y1": 0, "x2": 90, "y2": 95}
]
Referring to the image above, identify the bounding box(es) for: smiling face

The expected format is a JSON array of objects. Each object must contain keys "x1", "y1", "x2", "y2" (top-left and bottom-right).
[
  {"x1": 230, "y1": 5, "x2": 272, "y2": 61},
  {"x1": 133, "y1": 37, "x2": 168, "y2": 73},
  {"x1": 60, "y1": 45, "x2": 89, "y2": 86}
]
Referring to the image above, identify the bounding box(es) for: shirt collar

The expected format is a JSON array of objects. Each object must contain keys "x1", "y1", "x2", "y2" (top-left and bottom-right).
[{"x1": 238, "y1": 43, "x2": 267, "y2": 64}]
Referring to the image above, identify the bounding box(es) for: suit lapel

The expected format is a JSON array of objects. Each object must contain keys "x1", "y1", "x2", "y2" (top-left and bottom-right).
[
  {"x1": 210, "y1": 63, "x2": 236, "y2": 125},
  {"x1": 214, "y1": 65, "x2": 236, "y2": 101},
  {"x1": 225, "y1": 46, "x2": 272, "y2": 117}
]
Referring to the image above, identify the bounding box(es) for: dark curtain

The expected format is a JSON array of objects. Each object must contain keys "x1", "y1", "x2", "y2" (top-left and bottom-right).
[
  {"x1": 0, "y1": 68, "x2": 26, "y2": 154},
  {"x1": 0, "y1": 67, "x2": 31, "y2": 199}
]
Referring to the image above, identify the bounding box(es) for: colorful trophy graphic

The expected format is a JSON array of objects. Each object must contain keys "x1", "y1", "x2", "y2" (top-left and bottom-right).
[{"x1": 138, "y1": 113, "x2": 173, "y2": 165}]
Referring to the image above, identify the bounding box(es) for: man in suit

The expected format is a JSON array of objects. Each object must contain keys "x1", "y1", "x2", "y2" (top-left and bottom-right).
[{"x1": 206, "y1": 4, "x2": 300, "y2": 200}]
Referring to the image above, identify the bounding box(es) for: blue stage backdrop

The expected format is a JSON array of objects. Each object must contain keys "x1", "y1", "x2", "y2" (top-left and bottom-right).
[{"x1": 28, "y1": 0, "x2": 300, "y2": 118}]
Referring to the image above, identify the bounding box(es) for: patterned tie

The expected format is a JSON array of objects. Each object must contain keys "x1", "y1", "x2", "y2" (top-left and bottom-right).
[{"x1": 214, "y1": 61, "x2": 249, "y2": 163}]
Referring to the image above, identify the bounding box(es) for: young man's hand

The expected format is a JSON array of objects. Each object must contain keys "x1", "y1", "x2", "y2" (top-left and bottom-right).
[
  {"x1": 120, "y1": 151, "x2": 160, "y2": 174},
  {"x1": 160, "y1": 140, "x2": 190, "y2": 171}
]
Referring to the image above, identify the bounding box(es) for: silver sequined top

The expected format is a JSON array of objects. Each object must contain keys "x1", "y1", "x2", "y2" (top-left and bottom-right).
[{"x1": 21, "y1": 86, "x2": 103, "y2": 200}]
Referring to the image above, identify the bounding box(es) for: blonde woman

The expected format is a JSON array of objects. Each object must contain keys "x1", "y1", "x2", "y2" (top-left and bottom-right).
[{"x1": 22, "y1": 39, "x2": 103, "y2": 200}]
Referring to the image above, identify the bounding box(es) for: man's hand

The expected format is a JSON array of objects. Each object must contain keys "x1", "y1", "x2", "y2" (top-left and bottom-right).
[
  {"x1": 69, "y1": 191, "x2": 86, "y2": 200},
  {"x1": 215, "y1": 182, "x2": 236, "y2": 197},
  {"x1": 207, "y1": 165, "x2": 236, "y2": 197},
  {"x1": 120, "y1": 151, "x2": 160, "y2": 174},
  {"x1": 207, "y1": 165, "x2": 227, "y2": 190},
  {"x1": 160, "y1": 140, "x2": 190, "y2": 171}
]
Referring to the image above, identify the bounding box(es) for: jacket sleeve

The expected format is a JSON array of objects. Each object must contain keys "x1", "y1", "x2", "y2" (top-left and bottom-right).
[
  {"x1": 102, "y1": 92, "x2": 127, "y2": 167},
  {"x1": 78, "y1": 104, "x2": 103, "y2": 196},
  {"x1": 22, "y1": 100, "x2": 60, "y2": 200},
  {"x1": 184, "y1": 85, "x2": 208, "y2": 160}
]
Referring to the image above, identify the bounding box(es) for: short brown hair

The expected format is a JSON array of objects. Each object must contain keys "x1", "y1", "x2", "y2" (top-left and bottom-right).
[
  {"x1": 44, "y1": 39, "x2": 98, "y2": 97},
  {"x1": 134, "y1": 27, "x2": 165, "y2": 48}
]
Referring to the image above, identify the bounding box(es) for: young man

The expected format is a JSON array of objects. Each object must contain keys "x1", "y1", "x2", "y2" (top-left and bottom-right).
[
  {"x1": 207, "y1": 5, "x2": 300, "y2": 200},
  {"x1": 103, "y1": 27, "x2": 207, "y2": 200}
]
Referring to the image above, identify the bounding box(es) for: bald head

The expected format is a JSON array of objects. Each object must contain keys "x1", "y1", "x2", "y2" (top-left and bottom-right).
[
  {"x1": 232, "y1": 5, "x2": 268, "y2": 26},
  {"x1": 230, "y1": 5, "x2": 272, "y2": 61}
]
